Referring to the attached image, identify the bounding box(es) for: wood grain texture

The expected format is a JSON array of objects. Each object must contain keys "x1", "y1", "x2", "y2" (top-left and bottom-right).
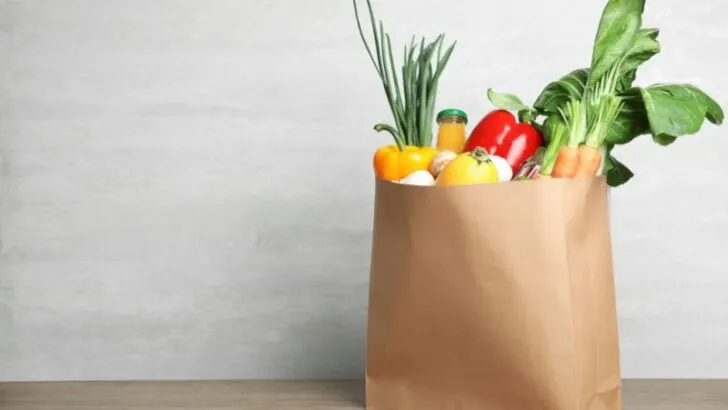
[{"x1": 0, "y1": 380, "x2": 726, "y2": 409}]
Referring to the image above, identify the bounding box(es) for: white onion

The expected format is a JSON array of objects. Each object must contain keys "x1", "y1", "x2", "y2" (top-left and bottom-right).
[
  {"x1": 399, "y1": 170, "x2": 436, "y2": 186},
  {"x1": 489, "y1": 155, "x2": 513, "y2": 182}
]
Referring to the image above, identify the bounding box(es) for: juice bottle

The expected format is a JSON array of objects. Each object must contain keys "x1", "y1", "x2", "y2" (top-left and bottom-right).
[{"x1": 435, "y1": 109, "x2": 468, "y2": 153}]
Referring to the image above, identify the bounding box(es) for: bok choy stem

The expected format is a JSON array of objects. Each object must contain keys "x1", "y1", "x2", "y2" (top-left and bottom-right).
[
  {"x1": 585, "y1": 96, "x2": 624, "y2": 148},
  {"x1": 559, "y1": 99, "x2": 587, "y2": 148},
  {"x1": 541, "y1": 121, "x2": 567, "y2": 176}
]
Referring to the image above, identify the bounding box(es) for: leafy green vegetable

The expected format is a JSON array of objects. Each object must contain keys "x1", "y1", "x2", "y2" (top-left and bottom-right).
[
  {"x1": 588, "y1": 0, "x2": 644, "y2": 88},
  {"x1": 604, "y1": 154, "x2": 635, "y2": 187},
  {"x1": 699, "y1": 88, "x2": 725, "y2": 125},
  {"x1": 624, "y1": 84, "x2": 725, "y2": 146},
  {"x1": 540, "y1": 120, "x2": 566, "y2": 176},
  {"x1": 525, "y1": 0, "x2": 723, "y2": 186},
  {"x1": 534, "y1": 69, "x2": 589, "y2": 114},
  {"x1": 605, "y1": 93, "x2": 649, "y2": 145},
  {"x1": 487, "y1": 88, "x2": 529, "y2": 112},
  {"x1": 586, "y1": 96, "x2": 624, "y2": 148},
  {"x1": 560, "y1": 99, "x2": 588, "y2": 150},
  {"x1": 617, "y1": 28, "x2": 660, "y2": 90},
  {"x1": 534, "y1": 67, "x2": 649, "y2": 146},
  {"x1": 543, "y1": 113, "x2": 567, "y2": 144},
  {"x1": 534, "y1": 22, "x2": 658, "y2": 117}
]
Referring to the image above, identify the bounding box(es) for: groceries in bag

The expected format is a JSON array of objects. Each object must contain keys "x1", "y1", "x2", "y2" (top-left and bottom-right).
[
  {"x1": 353, "y1": 0, "x2": 723, "y2": 409},
  {"x1": 354, "y1": 0, "x2": 723, "y2": 188}
]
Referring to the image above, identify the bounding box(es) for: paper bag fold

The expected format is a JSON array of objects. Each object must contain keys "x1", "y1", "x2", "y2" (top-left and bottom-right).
[{"x1": 366, "y1": 177, "x2": 620, "y2": 410}]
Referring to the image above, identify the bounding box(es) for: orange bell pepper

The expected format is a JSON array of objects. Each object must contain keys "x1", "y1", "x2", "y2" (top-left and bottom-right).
[{"x1": 373, "y1": 145, "x2": 438, "y2": 181}]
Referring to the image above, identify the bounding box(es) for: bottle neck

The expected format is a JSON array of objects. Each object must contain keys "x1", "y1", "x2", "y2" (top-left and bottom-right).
[{"x1": 438, "y1": 115, "x2": 466, "y2": 125}]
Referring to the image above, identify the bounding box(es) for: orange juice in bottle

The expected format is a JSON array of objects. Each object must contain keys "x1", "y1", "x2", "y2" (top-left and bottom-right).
[{"x1": 435, "y1": 109, "x2": 468, "y2": 153}]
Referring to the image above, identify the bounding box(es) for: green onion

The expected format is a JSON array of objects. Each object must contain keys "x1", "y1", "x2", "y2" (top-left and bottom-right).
[{"x1": 353, "y1": 0, "x2": 456, "y2": 150}]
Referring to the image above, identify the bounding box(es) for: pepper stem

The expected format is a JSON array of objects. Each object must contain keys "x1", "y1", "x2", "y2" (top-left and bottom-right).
[{"x1": 518, "y1": 108, "x2": 536, "y2": 125}]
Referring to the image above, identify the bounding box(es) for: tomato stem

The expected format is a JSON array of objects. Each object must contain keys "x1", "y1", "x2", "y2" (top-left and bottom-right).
[{"x1": 470, "y1": 147, "x2": 492, "y2": 164}]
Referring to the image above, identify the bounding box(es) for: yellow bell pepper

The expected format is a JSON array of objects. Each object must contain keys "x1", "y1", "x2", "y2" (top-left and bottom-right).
[{"x1": 373, "y1": 145, "x2": 438, "y2": 181}]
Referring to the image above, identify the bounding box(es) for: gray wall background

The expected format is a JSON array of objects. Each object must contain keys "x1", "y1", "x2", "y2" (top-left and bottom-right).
[{"x1": 1, "y1": 0, "x2": 726, "y2": 381}]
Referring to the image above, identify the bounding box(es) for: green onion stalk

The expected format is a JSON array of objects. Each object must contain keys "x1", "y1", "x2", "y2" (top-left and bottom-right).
[{"x1": 353, "y1": 0, "x2": 456, "y2": 151}]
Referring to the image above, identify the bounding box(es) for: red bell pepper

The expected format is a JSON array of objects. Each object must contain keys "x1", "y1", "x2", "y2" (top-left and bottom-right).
[{"x1": 463, "y1": 109, "x2": 543, "y2": 174}]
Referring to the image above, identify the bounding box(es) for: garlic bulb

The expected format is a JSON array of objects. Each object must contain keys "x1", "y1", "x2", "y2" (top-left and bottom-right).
[{"x1": 429, "y1": 151, "x2": 457, "y2": 178}]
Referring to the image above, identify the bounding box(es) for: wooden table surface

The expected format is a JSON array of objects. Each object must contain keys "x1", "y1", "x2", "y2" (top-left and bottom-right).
[{"x1": 1, "y1": 380, "x2": 726, "y2": 409}]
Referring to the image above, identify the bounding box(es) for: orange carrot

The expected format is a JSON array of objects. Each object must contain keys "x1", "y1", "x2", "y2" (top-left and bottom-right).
[
  {"x1": 552, "y1": 146, "x2": 580, "y2": 178},
  {"x1": 576, "y1": 145, "x2": 601, "y2": 176},
  {"x1": 578, "y1": 95, "x2": 622, "y2": 177},
  {"x1": 551, "y1": 99, "x2": 586, "y2": 179}
]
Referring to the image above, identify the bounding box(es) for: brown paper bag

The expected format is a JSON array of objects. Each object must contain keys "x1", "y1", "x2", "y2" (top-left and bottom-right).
[{"x1": 366, "y1": 176, "x2": 621, "y2": 410}]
